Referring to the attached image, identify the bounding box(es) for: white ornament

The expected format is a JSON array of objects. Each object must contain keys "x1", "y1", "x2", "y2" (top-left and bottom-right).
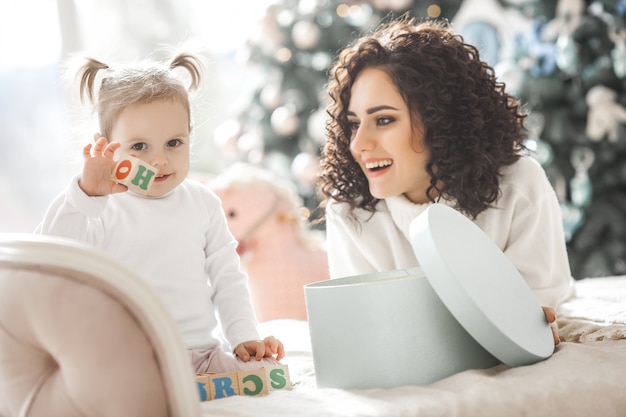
[
  {"x1": 292, "y1": 20, "x2": 322, "y2": 50},
  {"x1": 307, "y1": 107, "x2": 328, "y2": 144},
  {"x1": 260, "y1": 84, "x2": 283, "y2": 110},
  {"x1": 271, "y1": 105, "x2": 300, "y2": 136},
  {"x1": 291, "y1": 152, "x2": 320, "y2": 185}
]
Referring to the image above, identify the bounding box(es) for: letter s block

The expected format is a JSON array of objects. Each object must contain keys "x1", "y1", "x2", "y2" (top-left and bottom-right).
[
  {"x1": 265, "y1": 365, "x2": 292, "y2": 391},
  {"x1": 111, "y1": 156, "x2": 157, "y2": 195}
]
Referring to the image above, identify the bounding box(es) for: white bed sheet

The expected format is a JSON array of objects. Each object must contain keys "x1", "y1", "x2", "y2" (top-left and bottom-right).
[{"x1": 200, "y1": 276, "x2": 626, "y2": 417}]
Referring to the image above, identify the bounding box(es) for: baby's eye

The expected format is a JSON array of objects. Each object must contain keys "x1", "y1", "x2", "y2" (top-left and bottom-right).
[
  {"x1": 131, "y1": 143, "x2": 147, "y2": 151},
  {"x1": 167, "y1": 139, "x2": 183, "y2": 147}
]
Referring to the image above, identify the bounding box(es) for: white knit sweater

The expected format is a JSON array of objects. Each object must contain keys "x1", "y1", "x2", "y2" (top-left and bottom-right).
[
  {"x1": 36, "y1": 176, "x2": 259, "y2": 350},
  {"x1": 325, "y1": 156, "x2": 575, "y2": 308}
]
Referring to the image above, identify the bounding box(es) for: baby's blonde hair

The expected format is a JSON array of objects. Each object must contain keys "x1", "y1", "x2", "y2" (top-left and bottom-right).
[{"x1": 76, "y1": 52, "x2": 202, "y2": 139}]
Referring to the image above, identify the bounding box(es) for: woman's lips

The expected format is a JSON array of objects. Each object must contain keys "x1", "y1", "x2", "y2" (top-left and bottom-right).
[{"x1": 363, "y1": 159, "x2": 393, "y2": 177}]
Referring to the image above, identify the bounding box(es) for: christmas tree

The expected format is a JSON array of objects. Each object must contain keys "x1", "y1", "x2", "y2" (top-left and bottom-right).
[{"x1": 506, "y1": 0, "x2": 626, "y2": 279}]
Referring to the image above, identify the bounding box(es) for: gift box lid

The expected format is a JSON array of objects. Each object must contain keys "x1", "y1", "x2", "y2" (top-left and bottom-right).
[{"x1": 409, "y1": 204, "x2": 554, "y2": 366}]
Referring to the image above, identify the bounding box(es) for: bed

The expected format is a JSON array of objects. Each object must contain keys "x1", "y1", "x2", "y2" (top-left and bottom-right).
[
  {"x1": 201, "y1": 275, "x2": 626, "y2": 417},
  {"x1": 1, "y1": 234, "x2": 625, "y2": 417}
]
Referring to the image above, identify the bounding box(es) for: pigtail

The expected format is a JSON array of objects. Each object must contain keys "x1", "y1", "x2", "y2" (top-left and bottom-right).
[
  {"x1": 78, "y1": 58, "x2": 109, "y2": 105},
  {"x1": 169, "y1": 53, "x2": 202, "y2": 92}
]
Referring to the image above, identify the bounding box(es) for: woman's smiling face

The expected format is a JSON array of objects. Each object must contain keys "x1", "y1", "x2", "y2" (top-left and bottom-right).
[{"x1": 347, "y1": 67, "x2": 432, "y2": 204}]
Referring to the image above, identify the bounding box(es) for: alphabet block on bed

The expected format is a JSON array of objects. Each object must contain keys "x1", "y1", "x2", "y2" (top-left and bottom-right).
[
  {"x1": 195, "y1": 373, "x2": 211, "y2": 401},
  {"x1": 265, "y1": 364, "x2": 292, "y2": 391},
  {"x1": 111, "y1": 156, "x2": 157, "y2": 194},
  {"x1": 237, "y1": 368, "x2": 269, "y2": 397},
  {"x1": 209, "y1": 372, "x2": 240, "y2": 400}
]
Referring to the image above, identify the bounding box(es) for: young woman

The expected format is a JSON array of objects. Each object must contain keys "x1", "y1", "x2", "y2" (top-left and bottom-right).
[{"x1": 318, "y1": 17, "x2": 574, "y2": 344}]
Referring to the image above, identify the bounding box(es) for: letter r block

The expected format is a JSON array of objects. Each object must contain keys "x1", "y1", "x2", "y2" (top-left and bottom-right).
[{"x1": 209, "y1": 373, "x2": 239, "y2": 399}]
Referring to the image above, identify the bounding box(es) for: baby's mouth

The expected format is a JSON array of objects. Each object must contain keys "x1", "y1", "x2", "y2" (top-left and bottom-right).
[{"x1": 154, "y1": 174, "x2": 171, "y2": 182}]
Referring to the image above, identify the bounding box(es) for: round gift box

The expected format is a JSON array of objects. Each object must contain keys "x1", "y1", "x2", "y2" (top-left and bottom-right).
[
  {"x1": 305, "y1": 267, "x2": 499, "y2": 389},
  {"x1": 305, "y1": 204, "x2": 554, "y2": 390}
]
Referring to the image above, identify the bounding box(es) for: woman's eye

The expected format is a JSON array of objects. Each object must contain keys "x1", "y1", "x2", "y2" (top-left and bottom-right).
[
  {"x1": 131, "y1": 143, "x2": 147, "y2": 151},
  {"x1": 348, "y1": 121, "x2": 360, "y2": 131},
  {"x1": 167, "y1": 139, "x2": 183, "y2": 147},
  {"x1": 377, "y1": 117, "x2": 393, "y2": 126}
]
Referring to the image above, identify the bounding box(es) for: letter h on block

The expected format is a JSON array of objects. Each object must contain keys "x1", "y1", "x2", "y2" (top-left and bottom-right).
[{"x1": 111, "y1": 156, "x2": 157, "y2": 195}]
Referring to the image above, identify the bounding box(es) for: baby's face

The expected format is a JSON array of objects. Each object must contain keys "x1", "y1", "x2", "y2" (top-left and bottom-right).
[{"x1": 110, "y1": 99, "x2": 191, "y2": 197}]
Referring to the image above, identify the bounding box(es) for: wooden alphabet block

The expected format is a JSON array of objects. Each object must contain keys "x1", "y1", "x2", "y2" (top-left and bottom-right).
[
  {"x1": 237, "y1": 368, "x2": 269, "y2": 397},
  {"x1": 209, "y1": 372, "x2": 240, "y2": 400},
  {"x1": 265, "y1": 364, "x2": 292, "y2": 391},
  {"x1": 195, "y1": 373, "x2": 211, "y2": 401},
  {"x1": 111, "y1": 156, "x2": 157, "y2": 194}
]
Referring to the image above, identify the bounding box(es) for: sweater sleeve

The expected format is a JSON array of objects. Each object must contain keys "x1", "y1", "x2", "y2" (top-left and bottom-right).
[
  {"x1": 202, "y1": 191, "x2": 260, "y2": 350},
  {"x1": 490, "y1": 159, "x2": 575, "y2": 309}
]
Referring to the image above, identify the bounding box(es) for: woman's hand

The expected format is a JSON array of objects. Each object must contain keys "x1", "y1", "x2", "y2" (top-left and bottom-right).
[
  {"x1": 234, "y1": 336, "x2": 285, "y2": 362},
  {"x1": 542, "y1": 306, "x2": 560, "y2": 346},
  {"x1": 78, "y1": 135, "x2": 127, "y2": 196}
]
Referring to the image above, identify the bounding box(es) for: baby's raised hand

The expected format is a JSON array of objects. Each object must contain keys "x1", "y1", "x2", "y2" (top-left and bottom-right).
[{"x1": 79, "y1": 135, "x2": 128, "y2": 196}]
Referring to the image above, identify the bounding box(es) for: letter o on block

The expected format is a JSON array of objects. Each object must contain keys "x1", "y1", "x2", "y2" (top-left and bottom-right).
[{"x1": 114, "y1": 159, "x2": 133, "y2": 181}]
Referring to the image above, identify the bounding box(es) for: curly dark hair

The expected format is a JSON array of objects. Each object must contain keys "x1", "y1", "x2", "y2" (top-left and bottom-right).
[{"x1": 317, "y1": 17, "x2": 527, "y2": 220}]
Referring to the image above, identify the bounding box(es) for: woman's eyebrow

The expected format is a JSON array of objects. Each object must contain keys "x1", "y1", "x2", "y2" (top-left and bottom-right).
[{"x1": 347, "y1": 105, "x2": 400, "y2": 116}]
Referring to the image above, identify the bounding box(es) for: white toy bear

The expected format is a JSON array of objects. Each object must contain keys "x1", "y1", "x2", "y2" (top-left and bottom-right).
[{"x1": 585, "y1": 85, "x2": 626, "y2": 142}]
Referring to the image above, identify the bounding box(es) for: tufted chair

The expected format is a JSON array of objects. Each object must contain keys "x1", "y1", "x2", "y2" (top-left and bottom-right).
[{"x1": 0, "y1": 234, "x2": 200, "y2": 417}]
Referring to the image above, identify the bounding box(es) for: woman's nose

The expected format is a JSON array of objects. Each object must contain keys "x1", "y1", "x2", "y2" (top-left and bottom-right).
[{"x1": 349, "y1": 124, "x2": 373, "y2": 154}]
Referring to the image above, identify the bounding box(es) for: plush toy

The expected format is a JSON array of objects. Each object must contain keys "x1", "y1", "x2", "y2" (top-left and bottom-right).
[
  {"x1": 540, "y1": 0, "x2": 585, "y2": 42},
  {"x1": 209, "y1": 163, "x2": 329, "y2": 322},
  {"x1": 585, "y1": 85, "x2": 626, "y2": 142}
]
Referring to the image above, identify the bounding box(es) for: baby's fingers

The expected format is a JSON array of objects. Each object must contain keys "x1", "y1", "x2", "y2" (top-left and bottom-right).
[
  {"x1": 264, "y1": 336, "x2": 285, "y2": 361},
  {"x1": 234, "y1": 344, "x2": 251, "y2": 362},
  {"x1": 103, "y1": 141, "x2": 120, "y2": 157},
  {"x1": 92, "y1": 136, "x2": 108, "y2": 154},
  {"x1": 82, "y1": 143, "x2": 93, "y2": 160}
]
